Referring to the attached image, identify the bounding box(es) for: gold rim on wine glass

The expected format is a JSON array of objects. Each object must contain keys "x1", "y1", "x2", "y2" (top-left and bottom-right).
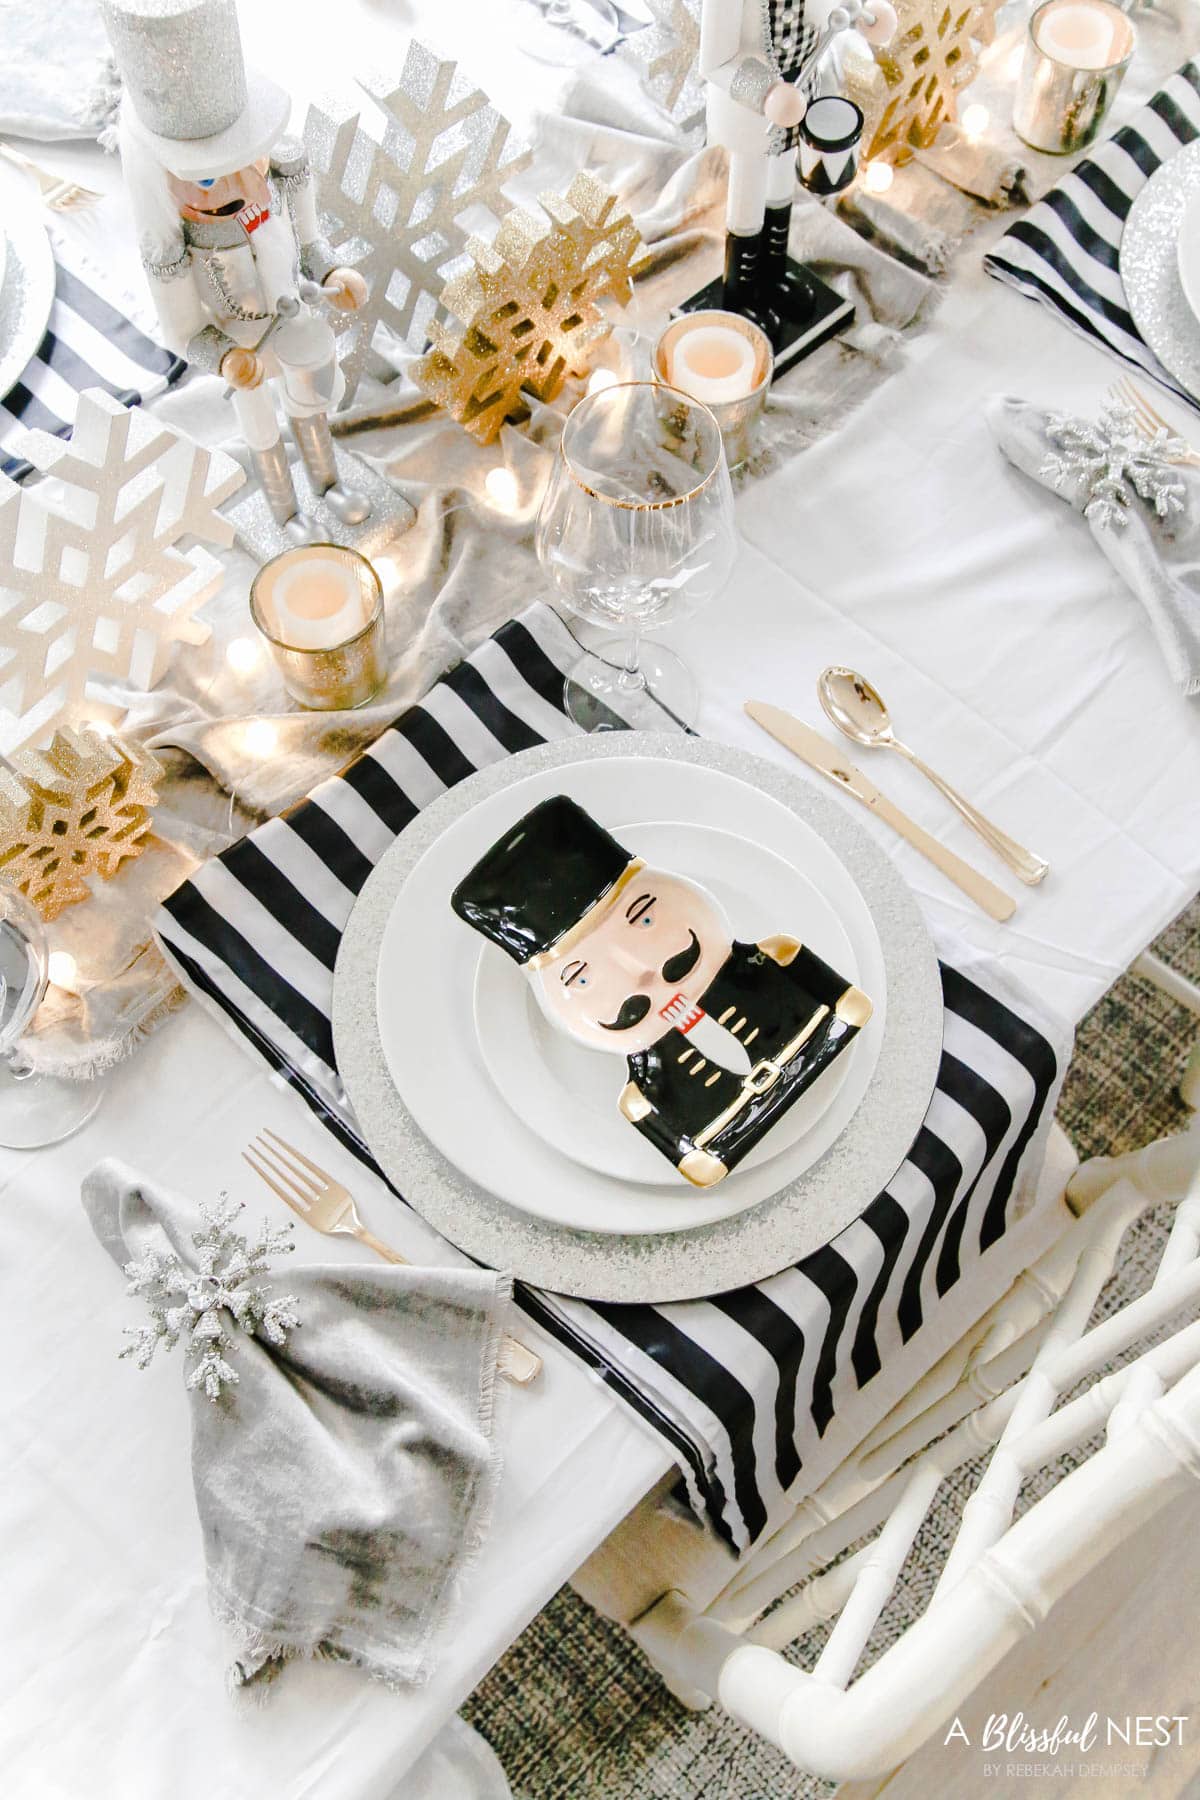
[{"x1": 557, "y1": 380, "x2": 726, "y2": 511}]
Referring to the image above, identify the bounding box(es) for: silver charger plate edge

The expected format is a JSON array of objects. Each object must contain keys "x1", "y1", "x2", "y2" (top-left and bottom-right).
[
  {"x1": 332, "y1": 732, "x2": 943, "y2": 1303},
  {"x1": 1121, "y1": 139, "x2": 1200, "y2": 403}
]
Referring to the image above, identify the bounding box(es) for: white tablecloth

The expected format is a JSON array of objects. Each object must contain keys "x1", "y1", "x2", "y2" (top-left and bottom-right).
[{"x1": 3, "y1": 2, "x2": 1200, "y2": 1796}]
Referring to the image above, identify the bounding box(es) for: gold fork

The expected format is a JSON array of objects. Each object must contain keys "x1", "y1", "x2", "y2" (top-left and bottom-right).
[
  {"x1": 0, "y1": 142, "x2": 103, "y2": 213},
  {"x1": 1110, "y1": 375, "x2": 1200, "y2": 467},
  {"x1": 243, "y1": 1128, "x2": 542, "y2": 1386}
]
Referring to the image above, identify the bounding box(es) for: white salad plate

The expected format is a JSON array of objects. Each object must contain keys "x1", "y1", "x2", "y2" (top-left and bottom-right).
[
  {"x1": 374, "y1": 756, "x2": 886, "y2": 1234},
  {"x1": 471, "y1": 819, "x2": 862, "y2": 1191}
]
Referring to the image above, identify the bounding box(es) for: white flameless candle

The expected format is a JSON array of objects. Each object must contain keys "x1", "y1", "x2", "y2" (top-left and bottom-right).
[
  {"x1": 669, "y1": 324, "x2": 757, "y2": 407},
  {"x1": 268, "y1": 556, "x2": 365, "y2": 650},
  {"x1": 1033, "y1": 0, "x2": 1126, "y2": 70}
]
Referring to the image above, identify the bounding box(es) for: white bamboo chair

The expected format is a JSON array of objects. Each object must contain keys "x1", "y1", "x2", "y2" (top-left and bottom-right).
[{"x1": 600, "y1": 1119, "x2": 1200, "y2": 1783}]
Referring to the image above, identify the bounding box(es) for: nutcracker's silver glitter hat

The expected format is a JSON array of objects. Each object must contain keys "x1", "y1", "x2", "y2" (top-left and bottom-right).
[{"x1": 100, "y1": 0, "x2": 290, "y2": 179}]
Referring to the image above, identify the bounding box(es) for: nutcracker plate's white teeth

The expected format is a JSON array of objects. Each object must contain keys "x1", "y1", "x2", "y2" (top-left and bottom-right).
[
  {"x1": 661, "y1": 994, "x2": 753, "y2": 1078},
  {"x1": 659, "y1": 991, "x2": 704, "y2": 1032}
]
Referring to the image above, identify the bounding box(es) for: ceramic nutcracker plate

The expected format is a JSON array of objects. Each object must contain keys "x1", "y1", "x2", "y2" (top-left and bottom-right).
[
  {"x1": 333, "y1": 734, "x2": 942, "y2": 1303},
  {"x1": 372, "y1": 760, "x2": 885, "y2": 1234},
  {"x1": 471, "y1": 820, "x2": 863, "y2": 1196}
]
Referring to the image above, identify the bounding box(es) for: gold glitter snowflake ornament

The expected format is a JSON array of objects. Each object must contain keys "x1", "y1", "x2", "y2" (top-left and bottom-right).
[
  {"x1": 0, "y1": 725, "x2": 163, "y2": 920},
  {"x1": 416, "y1": 174, "x2": 649, "y2": 443},
  {"x1": 843, "y1": 0, "x2": 1003, "y2": 163}
]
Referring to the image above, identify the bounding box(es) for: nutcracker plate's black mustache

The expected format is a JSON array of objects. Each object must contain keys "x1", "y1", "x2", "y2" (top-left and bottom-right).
[
  {"x1": 661, "y1": 930, "x2": 701, "y2": 985},
  {"x1": 599, "y1": 932, "x2": 701, "y2": 1030},
  {"x1": 600, "y1": 995, "x2": 653, "y2": 1032}
]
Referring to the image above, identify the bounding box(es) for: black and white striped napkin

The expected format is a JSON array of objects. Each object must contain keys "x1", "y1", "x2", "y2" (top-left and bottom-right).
[
  {"x1": 0, "y1": 235, "x2": 185, "y2": 481},
  {"x1": 156, "y1": 604, "x2": 1064, "y2": 1552},
  {"x1": 985, "y1": 61, "x2": 1200, "y2": 400}
]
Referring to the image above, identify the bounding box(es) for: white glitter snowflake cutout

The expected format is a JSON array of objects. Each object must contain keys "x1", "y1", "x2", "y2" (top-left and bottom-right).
[
  {"x1": 1041, "y1": 402, "x2": 1189, "y2": 532},
  {"x1": 121, "y1": 1197, "x2": 298, "y2": 1402},
  {"x1": 304, "y1": 42, "x2": 531, "y2": 400},
  {"x1": 0, "y1": 390, "x2": 244, "y2": 752},
  {"x1": 619, "y1": 0, "x2": 704, "y2": 136}
]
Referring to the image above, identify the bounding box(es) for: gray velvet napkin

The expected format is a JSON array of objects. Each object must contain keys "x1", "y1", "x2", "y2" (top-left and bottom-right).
[
  {"x1": 989, "y1": 394, "x2": 1200, "y2": 698},
  {"x1": 82, "y1": 1158, "x2": 512, "y2": 1694}
]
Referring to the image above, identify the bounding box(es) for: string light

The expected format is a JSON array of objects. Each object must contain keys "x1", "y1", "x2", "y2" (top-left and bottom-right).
[
  {"x1": 587, "y1": 367, "x2": 619, "y2": 395},
  {"x1": 371, "y1": 555, "x2": 399, "y2": 594},
  {"x1": 485, "y1": 466, "x2": 519, "y2": 512},
  {"x1": 245, "y1": 720, "x2": 278, "y2": 757},
  {"x1": 47, "y1": 951, "x2": 78, "y2": 991},
  {"x1": 961, "y1": 102, "x2": 989, "y2": 141},
  {"x1": 226, "y1": 636, "x2": 262, "y2": 674},
  {"x1": 863, "y1": 161, "x2": 894, "y2": 194}
]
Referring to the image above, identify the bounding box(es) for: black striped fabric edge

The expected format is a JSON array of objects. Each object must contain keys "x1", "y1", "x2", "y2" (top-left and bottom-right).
[{"x1": 982, "y1": 59, "x2": 1200, "y2": 392}]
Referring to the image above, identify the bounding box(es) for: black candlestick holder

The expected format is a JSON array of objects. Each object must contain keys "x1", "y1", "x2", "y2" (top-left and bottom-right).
[{"x1": 676, "y1": 208, "x2": 853, "y2": 379}]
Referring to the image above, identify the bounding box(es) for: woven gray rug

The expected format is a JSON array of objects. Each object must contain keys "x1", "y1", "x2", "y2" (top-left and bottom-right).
[{"x1": 463, "y1": 898, "x2": 1200, "y2": 1799}]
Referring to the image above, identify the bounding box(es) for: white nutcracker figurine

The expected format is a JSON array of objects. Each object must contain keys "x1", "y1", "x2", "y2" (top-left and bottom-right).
[
  {"x1": 700, "y1": 0, "x2": 896, "y2": 356},
  {"x1": 100, "y1": 0, "x2": 371, "y2": 544}
]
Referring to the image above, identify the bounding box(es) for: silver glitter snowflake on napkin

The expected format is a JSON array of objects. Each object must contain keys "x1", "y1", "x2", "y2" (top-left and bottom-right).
[
  {"x1": 120, "y1": 1198, "x2": 298, "y2": 1402},
  {"x1": 1041, "y1": 402, "x2": 1188, "y2": 531}
]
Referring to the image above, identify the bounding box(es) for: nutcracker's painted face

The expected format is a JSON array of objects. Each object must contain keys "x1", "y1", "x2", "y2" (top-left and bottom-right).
[
  {"x1": 534, "y1": 869, "x2": 731, "y2": 1055},
  {"x1": 167, "y1": 158, "x2": 270, "y2": 222}
]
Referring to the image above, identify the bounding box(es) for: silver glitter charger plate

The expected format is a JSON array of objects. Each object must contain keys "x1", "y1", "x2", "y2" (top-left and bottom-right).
[
  {"x1": 333, "y1": 734, "x2": 943, "y2": 1302},
  {"x1": 1121, "y1": 140, "x2": 1200, "y2": 401},
  {"x1": 0, "y1": 164, "x2": 55, "y2": 407}
]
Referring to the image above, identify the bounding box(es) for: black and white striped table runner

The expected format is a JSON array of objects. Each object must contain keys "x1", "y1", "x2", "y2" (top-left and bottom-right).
[
  {"x1": 157, "y1": 604, "x2": 1063, "y2": 1551},
  {"x1": 984, "y1": 62, "x2": 1200, "y2": 401},
  {"x1": 0, "y1": 235, "x2": 184, "y2": 481}
]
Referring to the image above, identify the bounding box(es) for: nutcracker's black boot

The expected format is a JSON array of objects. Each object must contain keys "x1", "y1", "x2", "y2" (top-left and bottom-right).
[
  {"x1": 721, "y1": 228, "x2": 780, "y2": 340},
  {"x1": 763, "y1": 201, "x2": 819, "y2": 328}
]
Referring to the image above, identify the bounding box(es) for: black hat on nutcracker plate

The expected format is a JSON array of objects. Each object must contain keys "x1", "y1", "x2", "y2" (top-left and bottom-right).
[{"x1": 451, "y1": 795, "x2": 637, "y2": 968}]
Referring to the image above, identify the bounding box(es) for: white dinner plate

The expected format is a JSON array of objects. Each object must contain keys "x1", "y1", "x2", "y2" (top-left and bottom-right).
[
  {"x1": 374, "y1": 755, "x2": 887, "y2": 1234},
  {"x1": 472, "y1": 819, "x2": 859, "y2": 1186},
  {"x1": 0, "y1": 163, "x2": 55, "y2": 407},
  {"x1": 337, "y1": 733, "x2": 941, "y2": 1301}
]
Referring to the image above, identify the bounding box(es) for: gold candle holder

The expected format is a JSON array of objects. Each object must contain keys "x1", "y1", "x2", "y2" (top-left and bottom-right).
[
  {"x1": 1013, "y1": 0, "x2": 1136, "y2": 155},
  {"x1": 249, "y1": 543, "x2": 386, "y2": 711},
  {"x1": 651, "y1": 311, "x2": 773, "y2": 472}
]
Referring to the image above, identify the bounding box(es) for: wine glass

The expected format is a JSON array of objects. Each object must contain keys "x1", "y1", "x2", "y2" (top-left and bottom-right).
[
  {"x1": 0, "y1": 882, "x2": 103, "y2": 1149},
  {"x1": 535, "y1": 381, "x2": 737, "y2": 732}
]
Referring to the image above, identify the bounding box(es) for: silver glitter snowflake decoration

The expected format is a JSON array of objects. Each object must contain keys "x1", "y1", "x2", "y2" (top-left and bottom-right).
[
  {"x1": 121, "y1": 1198, "x2": 298, "y2": 1402},
  {"x1": 1041, "y1": 403, "x2": 1188, "y2": 532},
  {"x1": 303, "y1": 42, "x2": 531, "y2": 400},
  {"x1": 619, "y1": 0, "x2": 705, "y2": 136}
]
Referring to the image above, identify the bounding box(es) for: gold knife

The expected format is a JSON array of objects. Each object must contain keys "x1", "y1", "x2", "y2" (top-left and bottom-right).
[{"x1": 745, "y1": 702, "x2": 1017, "y2": 924}]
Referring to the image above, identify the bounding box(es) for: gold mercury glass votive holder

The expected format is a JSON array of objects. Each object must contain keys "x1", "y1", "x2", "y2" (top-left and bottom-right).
[
  {"x1": 249, "y1": 543, "x2": 387, "y2": 711},
  {"x1": 651, "y1": 311, "x2": 773, "y2": 472},
  {"x1": 1013, "y1": 0, "x2": 1136, "y2": 155}
]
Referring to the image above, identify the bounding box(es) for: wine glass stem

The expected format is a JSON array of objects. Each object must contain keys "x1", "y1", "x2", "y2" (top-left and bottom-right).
[{"x1": 619, "y1": 631, "x2": 646, "y2": 695}]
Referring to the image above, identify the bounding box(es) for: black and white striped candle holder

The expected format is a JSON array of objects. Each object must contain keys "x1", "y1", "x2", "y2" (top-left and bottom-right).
[{"x1": 797, "y1": 96, "x2": 865, "y2": 197}]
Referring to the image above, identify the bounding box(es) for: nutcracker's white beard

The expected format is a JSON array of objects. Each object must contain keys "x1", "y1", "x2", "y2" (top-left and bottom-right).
[{"x1": 120, "y1": 103, "x2": 189, "y2": 270}]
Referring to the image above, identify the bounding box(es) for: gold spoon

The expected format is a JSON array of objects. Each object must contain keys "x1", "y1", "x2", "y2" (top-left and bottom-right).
[{"x1": 817, "y1": 667, "x2": 1049, "y2": 886}]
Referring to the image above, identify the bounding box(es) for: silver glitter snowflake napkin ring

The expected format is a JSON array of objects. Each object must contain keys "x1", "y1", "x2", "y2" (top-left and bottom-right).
[
  {"x1": 1041, "y1": 402, "x2": 1188, "y2": 531},
  {"x1": 121, "y1": 1198, "x2": 299, "y2": 1401}
]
